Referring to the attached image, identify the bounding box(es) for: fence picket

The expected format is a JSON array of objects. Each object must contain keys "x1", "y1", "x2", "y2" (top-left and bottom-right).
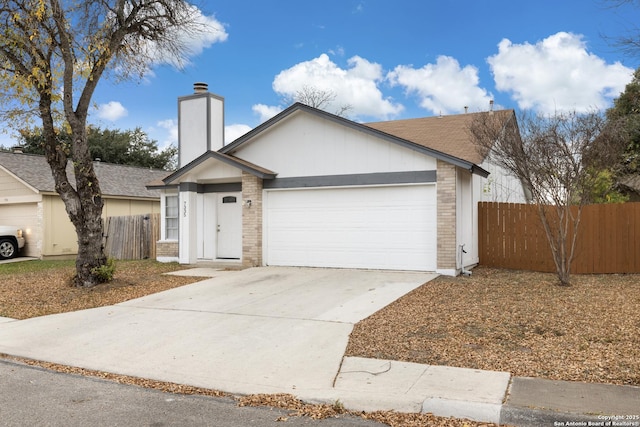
[
  {"x1": 478, "y1": 202, "x2": 640, "y2": 274},
  {"x1": 103, "y1": 213, "x2": 160, "y2": 260}
]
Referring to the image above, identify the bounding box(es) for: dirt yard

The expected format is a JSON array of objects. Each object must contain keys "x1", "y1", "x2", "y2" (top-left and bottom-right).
[
  {"x1": 346, "y1": 267, "x2": 640, "y2": 386},
  {"x1": 3, "y1": 260, "x2": 636, "y2": 426}
]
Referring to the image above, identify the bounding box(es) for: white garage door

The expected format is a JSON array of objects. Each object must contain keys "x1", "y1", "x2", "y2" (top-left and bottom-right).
[{"x1": 264, "y1": 185, "x2": 436, "y2": 271}]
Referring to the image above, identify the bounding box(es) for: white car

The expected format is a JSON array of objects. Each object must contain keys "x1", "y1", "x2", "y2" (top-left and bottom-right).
[{"x1": 0, "y1": 226, "x2": 26, "y2": 259}]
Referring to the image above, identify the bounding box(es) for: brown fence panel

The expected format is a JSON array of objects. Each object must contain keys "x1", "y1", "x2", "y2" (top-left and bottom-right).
[
  {"x1": 103, "y1": 213, "x2": 160, "y2": 260},
  {"x1": 479, "y1": 202, "x2": 640, "y2": 274}
]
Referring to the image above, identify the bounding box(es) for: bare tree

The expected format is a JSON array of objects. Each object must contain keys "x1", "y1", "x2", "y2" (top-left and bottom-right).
[
  {"x1": 602, "y1": 0, "x2": 640, "y2": 58},
  {"x1": 0, "y1": 0, "x2": 208, "y2": 287},
  {"x1": 293, "y1": 85, "x2": 353, "y2": 117},
  {"x1": 469, "y1": 110, "x2": 625, "y2": 286}
]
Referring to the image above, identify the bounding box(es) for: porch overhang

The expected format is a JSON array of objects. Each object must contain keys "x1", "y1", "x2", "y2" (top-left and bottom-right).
[{"x1": 162, "y1": 151, "x2": 277, "y2": 186}]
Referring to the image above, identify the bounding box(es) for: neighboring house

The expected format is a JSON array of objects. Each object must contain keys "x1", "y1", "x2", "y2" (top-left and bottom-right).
[
  {"x1": 619, "y1": 174, "x2": 640, "y2": 202},
  {"x1": 149, "y1": 83, "x2": 526, "y2": 276},
  {"x1": 0, "y1": 151, "x2": 168, "y2": 258}
]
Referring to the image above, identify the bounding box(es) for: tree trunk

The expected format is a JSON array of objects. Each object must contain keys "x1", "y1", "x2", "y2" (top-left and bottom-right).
[
  {"x1": 72, "y1": 184, "x2": 106, "y2": 288},
  {"x1": 40, "y1": 101, "x2": 107, "y2": 288},
  {"x1": 68, "y1": 135, "x2": 107, "y2": 288},
  {"x1": 538, "y1": 204, "x2": 573, "y2": 286},
  {"x1": 51, "y1": 155, "x2": 107, "y2": 288}
]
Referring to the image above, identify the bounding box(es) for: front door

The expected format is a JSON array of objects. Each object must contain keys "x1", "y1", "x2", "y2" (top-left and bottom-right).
[{"x1": 216, "y1": 192, "x2": 242, "y2": 259}]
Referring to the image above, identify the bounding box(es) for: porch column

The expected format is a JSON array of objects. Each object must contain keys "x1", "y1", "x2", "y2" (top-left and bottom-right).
[
  {"x1": 178, "y1": 182, "x2": 198, "y2": 264},
  {"x1": 437, "y1": 160, "x2": 457, "y2": 275},
  {"x1": 241, "y1": 172, "x2": 263, "y2": 267}
]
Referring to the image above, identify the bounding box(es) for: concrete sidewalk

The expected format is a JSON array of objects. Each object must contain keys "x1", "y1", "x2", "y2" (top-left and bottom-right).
[{"x1": 0, "y1": 267, "x2": 638, "y2": 426}]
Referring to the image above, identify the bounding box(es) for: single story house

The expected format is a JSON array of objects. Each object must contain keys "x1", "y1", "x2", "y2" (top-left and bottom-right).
[
  {"x1": 149, "y1": 83, "x2": 526, "y2": 275},
  {"x1": 0, "y1": 151, "x2": 168, "y2": 258}
]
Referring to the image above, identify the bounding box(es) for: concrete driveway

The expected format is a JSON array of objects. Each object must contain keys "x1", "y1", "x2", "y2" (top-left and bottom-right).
[{"x1": 0, "y1": 267, "x2": 436, "y2": 397}]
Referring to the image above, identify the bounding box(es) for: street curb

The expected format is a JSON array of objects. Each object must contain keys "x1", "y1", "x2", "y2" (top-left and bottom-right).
[
  {"x1": 422, "y1": 397, "x2": 502, "y2": 424},
  {"x1": 500, "y1": 405, "x2": 614, "y2": 427}
]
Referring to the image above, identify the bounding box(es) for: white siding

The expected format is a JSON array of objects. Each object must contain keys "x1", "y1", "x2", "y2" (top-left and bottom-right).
[
  {"x1": 235, "y1": 112, "x2": 436, "y2": 177},
  {"x1": 180, "y1": 160, "x2": 242, "y2": 183},
  {"x1": 479, "y1": 160, "x2": 527, "y2": 203},
  {"x1": 457, "y1": 170, "x2": 478, "y2": 268},
  {"x1": 179, "y1": 96, "x2": 208, "y2": 167}
]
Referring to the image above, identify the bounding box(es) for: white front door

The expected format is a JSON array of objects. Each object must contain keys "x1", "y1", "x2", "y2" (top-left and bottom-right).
[{"x1": 216, "y1": 192, "x2": 242, "y2": 259}]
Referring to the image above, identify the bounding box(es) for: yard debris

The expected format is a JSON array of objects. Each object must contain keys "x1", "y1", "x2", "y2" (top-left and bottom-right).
[
  {"x1": 0, "y1": 354, "x2": 227, "y2": 397},
  {"x1": 2, "y1": 355, "x2": 502, "y2": 427},
  {"x1": 346, "y1": 267, "x2": 640, "y2": 386},
  {"x1": 0, "y1": 260, "x2": 204, "y2": 319},
  {"x1": 2, "y1": 261, "x2": 630, "y2": 425},
  {"x1": 237, "y1": 393, "x2": 501, "y2": 426}
]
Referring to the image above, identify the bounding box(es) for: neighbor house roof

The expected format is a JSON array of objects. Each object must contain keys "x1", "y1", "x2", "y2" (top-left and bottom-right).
[
  {"x1": 365, "y1": 109, "x2": 515, "y2": 165},
  {"x1": 0, "y1": 151, "x2": 168, "y2": 199},
  {"x1": 619, "y1": 174, "x2": 640, "y2": 195}
]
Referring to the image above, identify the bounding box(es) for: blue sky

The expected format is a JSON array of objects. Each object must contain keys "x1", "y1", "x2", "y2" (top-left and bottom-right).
[{"x1": 4, "y1": 0, "x2": 640, "y2": 150}]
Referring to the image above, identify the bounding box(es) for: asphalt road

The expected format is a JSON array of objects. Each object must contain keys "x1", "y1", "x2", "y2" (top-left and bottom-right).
[{"x1": 0, "y1": 360, "x2": 384, "y2": 427}]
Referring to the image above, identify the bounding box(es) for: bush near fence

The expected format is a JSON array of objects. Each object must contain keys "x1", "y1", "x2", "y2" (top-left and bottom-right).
[
  {"x1": 478, "y1": 202, "x2": 640, "y2": 274},
  {"x1": 103, "y1": 213, "x2": 160, "y2": 260}
]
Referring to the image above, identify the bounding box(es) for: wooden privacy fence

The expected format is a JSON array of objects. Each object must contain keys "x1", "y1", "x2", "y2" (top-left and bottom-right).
[
  {"x1": 479, "y1": 202, "x2": 640, "y2": 274},
  {"x1": 103, "y1": 213, "x2": 160, "y2": 260}
]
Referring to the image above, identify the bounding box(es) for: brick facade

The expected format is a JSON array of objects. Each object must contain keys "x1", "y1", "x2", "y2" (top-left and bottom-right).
[
  {"x1": 241, "y1": 172, "x2": 263, "y2": 267},
  {"x1": 156, "y1": 240, "x2": 179, "y2": 258},
  {"x1": 437, "y1": 160, "x2": 457, "y2": 271}
]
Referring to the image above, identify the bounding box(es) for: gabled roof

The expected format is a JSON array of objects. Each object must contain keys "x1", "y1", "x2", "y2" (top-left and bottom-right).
[
  {"x1": 365, "y1": 109, "x2": 515, "y2": 166},
  {"x1": 221, "y1": 103, "x2": 503, "y2": 177},
  {"x1": 160, "y1": 150, "x2": 276, "y2": 185},
  {"x1": 0, "y1": 151, "x2": 168, "y2": 199}
]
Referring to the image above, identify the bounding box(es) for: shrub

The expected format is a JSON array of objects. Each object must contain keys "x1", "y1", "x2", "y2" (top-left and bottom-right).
[{"x1": 91, "y1": 258, "x2": 116, "y2": 283}]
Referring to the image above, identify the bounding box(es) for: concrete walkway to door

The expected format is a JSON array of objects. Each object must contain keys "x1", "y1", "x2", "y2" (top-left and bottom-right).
[{"x1": 0, "y1": 267, "x2": 435, "y2": 397}]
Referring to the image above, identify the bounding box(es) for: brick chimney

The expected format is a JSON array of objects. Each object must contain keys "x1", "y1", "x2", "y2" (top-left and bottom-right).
[{"x1": 178, "y1": 83, "x2": 225, "y2": 168}]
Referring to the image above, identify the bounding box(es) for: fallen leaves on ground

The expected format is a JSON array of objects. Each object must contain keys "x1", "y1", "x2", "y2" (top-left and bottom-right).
[
  {"x1": 0, "y1": 260, "x2": 204, "y2": 319},
  {"x1": 346, "y1": 267, "x2": 640, "y2": 386},
  {"x1": 3, "y1": 262, "x2": 630, "y2": 425},
  {"x1": 4, "y1": 355, "x2": 500, "y2": 427},
  {"x1": 0, "y1": 260, "x2": 506, "y2": 426},
  {"x1": 238, "y1": 393, "x2": 500, "y2": 427},
  {"x1": 1, "y1": 354, "x2": 228, "y2": 397}
]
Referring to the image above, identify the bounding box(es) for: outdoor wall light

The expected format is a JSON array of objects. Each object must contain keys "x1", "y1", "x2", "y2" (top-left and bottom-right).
[{"x1": 244, "y1": 199, "x2": 252, "y2": 208}]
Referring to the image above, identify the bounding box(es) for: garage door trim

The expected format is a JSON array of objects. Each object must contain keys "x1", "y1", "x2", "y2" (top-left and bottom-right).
[{"x1": 263, "y1": 183, "x2": 437, "y2": 271}]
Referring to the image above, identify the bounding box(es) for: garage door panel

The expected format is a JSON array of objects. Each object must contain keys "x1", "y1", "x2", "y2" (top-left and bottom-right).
[{"x1": 265, "y1": 185, "x2": 436, "y2": 271}]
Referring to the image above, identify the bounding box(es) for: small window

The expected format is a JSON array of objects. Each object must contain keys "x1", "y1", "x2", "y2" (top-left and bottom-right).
[
  {"x1": 222, "y1": 196, "x2": 237, "y2": 204},
  {"x1": 165, "y1": 195, "x2": 179, "y2": 240}
]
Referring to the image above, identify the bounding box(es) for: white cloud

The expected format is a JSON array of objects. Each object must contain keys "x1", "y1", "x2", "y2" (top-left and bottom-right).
[
  {"x1": 252, "y1": 104, "x2": 284, "y2": 123},
  {"x1": 97, "y1": 101, "x2": 128, "y2": 121},
  {"x1": 488, "y1": 32, "x2": 633, "y2": 114},
  {"x1": 136, "y1": 6, "x2": 228, "y2": 71},
  {"x1": 225, "y1": 124, "x2": 252, "y2": 143},
  {"x1": 156, "y1": 118, "x2": 178, "y2": 150},
  {"x1": 387, "y1": 56, "x2": 494, "y2": 115},
  {"x1": 180, "y1": 9, "x2": 228, "y2": 60},
  {"x1": 328, "y1": 45, "x2": 345, "y2": 57},
  {"x1": 268, "y1": 53, "x2": 404, "y2": 120}
]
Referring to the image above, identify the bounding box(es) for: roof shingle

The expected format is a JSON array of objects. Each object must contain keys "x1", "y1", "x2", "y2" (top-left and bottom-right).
[
  {"x1": 365, "y1": 110, "x2": 514, "y2": 165},
  {"x1": 0, "y1": 151, "x2": 169, "y2": 199}
]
